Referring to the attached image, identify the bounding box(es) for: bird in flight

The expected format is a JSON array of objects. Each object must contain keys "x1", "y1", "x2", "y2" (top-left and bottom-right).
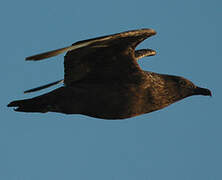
[{"x1": 8, "y1": 29, "x2": 211, "y2": 119}]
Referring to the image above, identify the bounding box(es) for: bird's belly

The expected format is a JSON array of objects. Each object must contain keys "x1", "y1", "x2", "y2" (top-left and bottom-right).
[{"x1": 62, "y1": 85, "x2": 146, "y2": 119}]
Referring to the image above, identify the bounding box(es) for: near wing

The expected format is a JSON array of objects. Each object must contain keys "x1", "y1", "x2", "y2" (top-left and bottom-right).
[
  {"x1": 63, "y1": 29, "x2": 156, "y2": 85},
  {"x1": 25, "y1": 29, "x2": 156, "y2": 90}
]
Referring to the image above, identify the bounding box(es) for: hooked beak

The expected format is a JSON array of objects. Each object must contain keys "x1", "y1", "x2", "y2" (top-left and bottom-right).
[{"x1": 194, "y1": 87, "x2": 212, "y2": 96}]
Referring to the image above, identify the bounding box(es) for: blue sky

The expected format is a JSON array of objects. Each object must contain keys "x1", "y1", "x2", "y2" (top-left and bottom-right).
[{"x1": 1, "y1": 0, "x2": 221, "y2": 179}]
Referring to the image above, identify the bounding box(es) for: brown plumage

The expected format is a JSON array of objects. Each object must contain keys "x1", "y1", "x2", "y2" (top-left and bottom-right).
[{"x1": 7, "y1": 29, "x2": 211, "y2": 119}]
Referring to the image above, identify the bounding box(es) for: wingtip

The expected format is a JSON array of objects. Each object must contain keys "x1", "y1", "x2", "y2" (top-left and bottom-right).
[
  {"x1": 25, "y1": 56, "x2": 33, "y2": 61},
  {"x1": 132, "y1": 28, "x2": 157, "y2": 35},
  {"x1": 140, "y1": 28, "x2": 157, "y2": 36},
  {"x1": 147, "y1": 28, "x2": 156, "y2": 34},
  {"x1": 135, "y1": 49, "x2": 156, "y2": 60},
  {"x1": 24, "y1": 79, "x2": 64, "y2": 94},
  {"x1": 24, "y1": 46, "x2": 73, "y2": 61},
  {"x1": 25, "y1": 55, "x2": 43, "y2": 61},
  {"x1": 148, "y1": 49, "x2": 157, "y2": 56}
]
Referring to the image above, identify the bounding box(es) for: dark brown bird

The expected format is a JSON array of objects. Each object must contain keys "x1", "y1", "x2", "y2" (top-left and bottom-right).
[{"x1": 7, "y1": 29, "x2": 211, "y2": 119}]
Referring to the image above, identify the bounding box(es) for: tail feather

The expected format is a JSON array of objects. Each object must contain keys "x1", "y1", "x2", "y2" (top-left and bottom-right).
[
  {"x1": 8, "y1": 87, "x2": 67, "y2": 113},
  {"x1": 8, "y1": 97, "x2": 49, "y2": 113}
]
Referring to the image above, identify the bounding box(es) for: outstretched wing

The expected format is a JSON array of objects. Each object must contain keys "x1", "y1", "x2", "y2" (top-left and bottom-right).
[
  {"x1": 63, "y1": 29, "x2": 156, "y2": 85},
  {"x1": 26, "y1": 29, "x2": 156, "y2": 86},
  {"x1": 24, "y1": 48, "x2": 156, "y2": 94}
]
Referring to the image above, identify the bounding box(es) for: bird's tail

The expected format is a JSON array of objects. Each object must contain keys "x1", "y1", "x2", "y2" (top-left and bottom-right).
[
  {"x1": 7, "y1": 87, "x2": 63, "y2": 113},
  {"x1": 7, "y1": 97, "x2": 49, "y2": 113}
]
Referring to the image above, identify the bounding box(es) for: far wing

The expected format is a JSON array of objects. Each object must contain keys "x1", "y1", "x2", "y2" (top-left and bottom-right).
[
  {"x1": 24, "y1": 79, "x2": 63, "y2": 93},
  {"x1": 135, "y1": 49, "x2": 156, "y2": 60},
  {"x1": 24, "y1": 48, "x2": 156, "y2": 93}
]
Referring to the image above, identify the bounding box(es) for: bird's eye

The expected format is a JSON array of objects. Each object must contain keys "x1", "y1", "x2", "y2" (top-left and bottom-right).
[
  {"x1": 179, "y1": 79, "x2": 196, "y2": 89},
  {"x1": 179, "y1": 80, "x2": 187, "y2": 86}
]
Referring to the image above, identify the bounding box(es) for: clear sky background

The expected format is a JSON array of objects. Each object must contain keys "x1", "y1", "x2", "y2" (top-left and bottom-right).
[{"x1": 1, "y1": 0, "x2": 221, "y2": 179}]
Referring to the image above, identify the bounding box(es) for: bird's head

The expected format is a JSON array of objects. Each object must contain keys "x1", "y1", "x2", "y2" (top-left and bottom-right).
[{"x1": 161, "y1": 74, "x2": 212, "y2": 98}]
